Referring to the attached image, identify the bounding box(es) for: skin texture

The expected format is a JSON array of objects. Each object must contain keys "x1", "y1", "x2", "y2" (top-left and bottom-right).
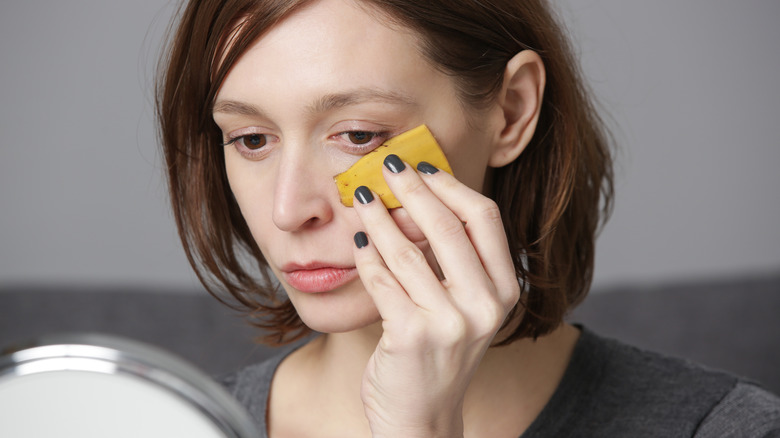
[{"x1": 213, "y1": 0, "x2": 576, "y2": 436}]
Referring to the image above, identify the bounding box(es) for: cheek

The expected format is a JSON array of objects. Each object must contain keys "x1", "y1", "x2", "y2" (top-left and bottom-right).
[
  {"x1": 451, "y1": 149, "x2": 490, "y2": 194},
  {"x1": 225, "y1": 156, "x2": 251, "y2": 207},
  {"x1": 438, "y1": 128, "x2": 493, "y2": 194},
  {"x1": 416, "y1": 93, "x2": 495, "y2": 194},
  {"x1": 224, "y1": 153, "x2": 274, "y2": 229}
]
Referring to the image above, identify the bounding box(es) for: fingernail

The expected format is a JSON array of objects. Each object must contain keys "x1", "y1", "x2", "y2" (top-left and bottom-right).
[
  {"x1": 383, "y1": 154, "x2": 405, "y2": 173},
  {"x1": 354, "y1": 186, "x2": 374, "y2": 204},
  {"x1": 354, "y1": 231, "x2": 368, "y2": 249},
  {"x1": 416, "y1": 161, "x2": 439, "y2": 175}
]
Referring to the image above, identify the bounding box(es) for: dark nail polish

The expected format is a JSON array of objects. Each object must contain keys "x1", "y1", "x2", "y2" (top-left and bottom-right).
[
  {"x1": 383, "y1": 154, "x2": 405, "y2": 173},
  {"x1": 417, "y1": 161, "x2": 439, "y2": 175},
  {"x1": 354, "y1": 186, "x2": 374, "y2": 204},
  {"x1": 354, "y1": 231, "x2": 368, "y2": 249}
]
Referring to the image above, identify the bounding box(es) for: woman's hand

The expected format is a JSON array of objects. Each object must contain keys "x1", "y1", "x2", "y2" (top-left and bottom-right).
[{"x1": 352, "y1": 154, "x2": 521, "y2": 437}]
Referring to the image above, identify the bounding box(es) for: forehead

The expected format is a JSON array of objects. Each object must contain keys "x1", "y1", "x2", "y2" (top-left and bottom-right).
[{"x1": 216, "y1": 0, "x2": 443, "y2": 109}]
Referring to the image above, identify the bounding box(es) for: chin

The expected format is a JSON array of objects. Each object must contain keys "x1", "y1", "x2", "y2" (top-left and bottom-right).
[
  {"x1": 301, "y1": 312, "x2": 382, "y2": 334},
  {"x1": 286, "y1": 285, "x2": 382, "y2": 334}
]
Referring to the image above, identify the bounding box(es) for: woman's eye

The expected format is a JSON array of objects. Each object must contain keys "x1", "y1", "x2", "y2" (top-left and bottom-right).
[
  {"x1": 346, "y1": 131, "x2": 377, "y2": 145},
  {"x1": 335, "y1": 130, "x2": 389, "y2": 154},
  {"x1": 338, "y1": 131, "x2": 391, "y2": 150},
  {"x1": 222, "y1": 133, "x2": 268, "y2": 150},
  {"x1": 240, "y1": 133, "x2": 267, "y2": 149}
]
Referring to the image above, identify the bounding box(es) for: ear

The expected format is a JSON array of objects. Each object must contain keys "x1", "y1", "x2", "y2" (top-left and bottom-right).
[{"x1": 488, "y1": 50, "x2": 546, "y2": 167}]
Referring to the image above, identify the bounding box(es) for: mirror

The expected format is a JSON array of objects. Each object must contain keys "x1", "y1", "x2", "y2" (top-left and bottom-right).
[{"x1": 0, "y1": 333, "x2": 260, "y2": 437}]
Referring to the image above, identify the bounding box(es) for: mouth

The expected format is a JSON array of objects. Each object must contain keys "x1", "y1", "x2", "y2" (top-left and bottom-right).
[{"x1": 280, "y1": 262, "x2": 359, "y2": 293}]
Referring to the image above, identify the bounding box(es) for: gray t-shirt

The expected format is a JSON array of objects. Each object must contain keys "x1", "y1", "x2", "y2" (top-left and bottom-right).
[{"x1": 222, "y1": 327, "x2": 780, "y2": 437}]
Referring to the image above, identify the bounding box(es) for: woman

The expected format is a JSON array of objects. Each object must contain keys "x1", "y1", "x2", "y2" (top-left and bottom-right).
[{"x1": 157, "y1": 0, "x2": 780, "y2": 436}]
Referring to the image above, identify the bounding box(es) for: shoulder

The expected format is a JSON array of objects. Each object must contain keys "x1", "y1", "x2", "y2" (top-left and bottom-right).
[
  {"x1": 219, "y1": 350, "x2": 286, "y2": 397},
  {"x1": 526, "y1": 327, "x2": 780, "y2": 437},
  {"x1": 694, "y1": 381, "x2": 780, "y2": 437},
  {"x1": 217, "y1": 345, "x2": 298, "y2": 429},
  {"x1": 576, "y1": 327, "x2": 737, "y2": 409},
  {"x1": 591, "y1": 330, "x2": 780, "y2": 435}
]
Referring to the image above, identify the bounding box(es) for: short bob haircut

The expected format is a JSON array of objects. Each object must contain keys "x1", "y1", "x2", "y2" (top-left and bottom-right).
[{"x1": 156, "y1": 0, "x2": 614, "y2": 345}]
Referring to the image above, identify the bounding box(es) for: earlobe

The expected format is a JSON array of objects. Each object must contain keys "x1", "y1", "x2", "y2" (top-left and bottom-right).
[{"x1": 489, "y1": 50, "x2": 546, "y2": 168}]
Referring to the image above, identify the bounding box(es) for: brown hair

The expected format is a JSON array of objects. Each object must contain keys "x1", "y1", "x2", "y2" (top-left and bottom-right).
[{"x1": 156, "y1": 0, "x2": 614, "y2": 345}]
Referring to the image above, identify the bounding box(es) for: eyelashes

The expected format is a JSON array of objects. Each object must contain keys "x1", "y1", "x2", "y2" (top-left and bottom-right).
[{"x1": 221, "y1": 133, "x2": 267, "y2": 150}]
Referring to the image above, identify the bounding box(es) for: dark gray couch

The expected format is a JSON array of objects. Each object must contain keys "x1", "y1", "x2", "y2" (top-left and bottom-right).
[{"x1": 2, "y1": 273, "x2": 778, "y2": 393}]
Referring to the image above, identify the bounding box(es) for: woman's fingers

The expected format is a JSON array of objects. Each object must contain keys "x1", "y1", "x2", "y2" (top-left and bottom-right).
[
  {"x1": 381, "y1": 156, "x2": 519, "y2": 309},
  {"x1": 352, "y1": 231, "x2": 414, "y2": 319},
  {"x1": 381, "y1": 157, "x2": 487, "y2": 293},
  {"x1": 352, "y1": 186, "x2": 449, "y2": 311},
  {"x1": 412, "y1": 162, "x2": 521, "y2": 308}
]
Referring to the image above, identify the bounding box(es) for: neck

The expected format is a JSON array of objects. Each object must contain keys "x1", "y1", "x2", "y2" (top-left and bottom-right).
[{"x1": 308, "y1": 319, "x2": 384, "y2": 389}]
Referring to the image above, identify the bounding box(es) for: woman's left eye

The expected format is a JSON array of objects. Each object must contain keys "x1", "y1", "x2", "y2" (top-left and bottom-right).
[
  {"x1": 338, "y1": 131, "x2": 388, "y2": 149},
  {"x1": 346, "y1": 131, "x2": 376, "y2": 144}
]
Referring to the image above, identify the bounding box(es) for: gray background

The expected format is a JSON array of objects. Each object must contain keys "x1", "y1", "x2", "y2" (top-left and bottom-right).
[{"x1": 1, "y1": 1, "x2": 778, "y2": 292}]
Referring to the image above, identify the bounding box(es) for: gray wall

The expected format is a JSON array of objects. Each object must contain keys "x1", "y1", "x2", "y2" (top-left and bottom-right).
[
  {"x1": 558, "y1": 1, "x2": 780, "y2": 285},
  {"x1": 1, "y1": 1, "x2": 778, "y2": 291}
]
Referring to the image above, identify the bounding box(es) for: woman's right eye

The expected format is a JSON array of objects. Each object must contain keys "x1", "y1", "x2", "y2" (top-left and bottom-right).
[{"x1": 222, "y1": 133, "x2": 268, "y2": 150}]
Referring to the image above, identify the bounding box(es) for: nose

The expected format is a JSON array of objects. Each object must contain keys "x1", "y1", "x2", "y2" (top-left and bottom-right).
[{"x1": 271, "y1": 147, "x2": 335, "y2": 232}]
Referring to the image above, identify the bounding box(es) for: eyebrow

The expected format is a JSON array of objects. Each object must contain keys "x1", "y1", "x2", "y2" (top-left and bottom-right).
[
  {"x1": 212, "y1": 87, "x2": 417, "y2": 117},
  {"x1": 308, "y1": 88, "x2": 418, "y2": 113}
]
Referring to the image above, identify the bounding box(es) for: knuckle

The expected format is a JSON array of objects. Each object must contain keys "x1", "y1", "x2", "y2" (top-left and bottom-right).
[
  {"x1": 496, "y1": 280, "x2": 522, "y2": 309},
  {"x1": 458, "y1": 289, "x2": 506, "y2": 336},
  {"x1": 400, "y1": 176, "x2": 428, "y2": 198},
  {"x1": 474, "y1": 301, "x2": 504, "y2": 334},
  {"x1": 363, "y1": 269, "x2": 397, "y2": 293},
  {"x1": 439, "y1": 172, "x2": 460, "y2": 190},
  {"x1": 475, "y1": 198, "x2": 503, "y2": 225},
  {"x1": 437, "y1": 313, "x2": 467, "y2": 344},
  {"x1": 393, "y1": 244, "x2": 427, "y2": 268},
  {"x1": 434, "y1": 215, "x2": 466, "y2": 241},
  {"x1": 486, "y1": 300, "x2": 507, "y2": 323},
  {"x1": 505, "y1": 285, "x2": 522, "y2": 308}
]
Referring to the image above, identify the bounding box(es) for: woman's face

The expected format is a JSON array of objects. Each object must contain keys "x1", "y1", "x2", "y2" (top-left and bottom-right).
[{"x1": 213, "y1": 0, "x2": 500, "y2": 333}]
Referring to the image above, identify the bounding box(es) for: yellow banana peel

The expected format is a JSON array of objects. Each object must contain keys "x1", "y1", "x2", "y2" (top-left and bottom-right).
[{"x1": 334, "y1": 125, "x2": 453, "y2": 208}]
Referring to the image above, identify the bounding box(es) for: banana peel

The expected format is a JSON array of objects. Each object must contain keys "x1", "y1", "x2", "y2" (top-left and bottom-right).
[{"x1": 334, "y1": 125, "x2": 453, "y2": 208}]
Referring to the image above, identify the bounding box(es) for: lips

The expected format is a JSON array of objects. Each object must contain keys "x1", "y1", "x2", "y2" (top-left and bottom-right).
[{"x1": 280, "y1": 262, "x2": 359, "y2": 293}]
